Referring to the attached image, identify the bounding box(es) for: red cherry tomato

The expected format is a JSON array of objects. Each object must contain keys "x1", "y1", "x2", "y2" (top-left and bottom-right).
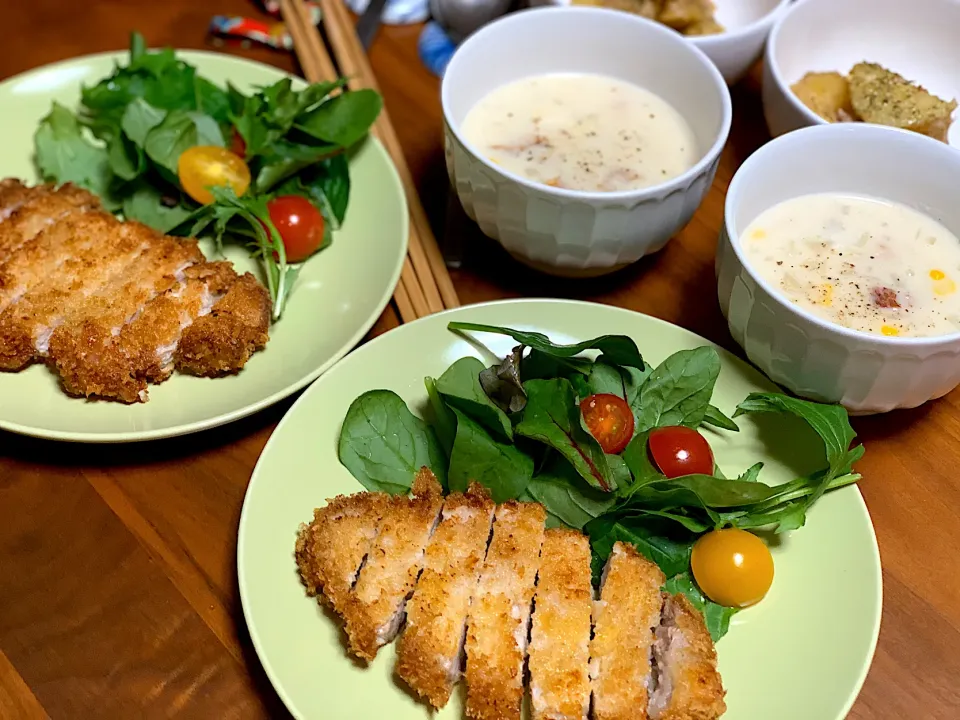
[
  {"x1": 229, "y1": 128, "x2": 247, "y2": 158},
  {"x1": 648, "y1": 426, "x2": 714, "y2": 478},
  {"x1": 580, "y1": 393, "x2": 635, "y2": 454},
  {"x1": 266, "y1": 195, "x2": 326, "y2": 263}
]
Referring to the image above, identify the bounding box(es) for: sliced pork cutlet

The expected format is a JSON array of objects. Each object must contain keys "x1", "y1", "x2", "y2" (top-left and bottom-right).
[
  {"x1": 464, "y1": 500, "x2": 546, "y2": 720},
  {"x1": 0, "y1": 179, "x2": 36, "y2": 223},
  {"x1": 295, "y1": 490, "x2": 392, "y2": 614},
  {"x1": 0, "y1": 183, "x2": 98, "y2": 264},
  {"x1": 0, "y1": 212, "x2": 148, "y2": 371},
  {"x1": 0, "y1": 187, "x2": 101, "y2": 311},
  {"x1": 396, "y1": 483, "x2": 495, "y2": 708},
  {"x1": 174, "y1": 271, "x2": 271, "y2": 377},
  {"x1": 648, "y1": 594, "x2": 726, "y2": 720},
  {"x1": 527, "y1": 528, "x2": 593, "y2": 720},
  {"x1": 341, "y1": 469, "x2": 444, "y2": 661},
  {"x1": 47, "y1": 227, "x2": 204, "y2": 401},
  {"x1": 590, "y1": 542, "x2": 666, "y2": 720}
]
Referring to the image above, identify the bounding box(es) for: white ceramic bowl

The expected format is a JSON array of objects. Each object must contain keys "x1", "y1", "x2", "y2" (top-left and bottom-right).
[
  {"x1": 717, "y1": 123, "x2": 960, "y2": 415},
  {"x1": 531, "y1": 0, "x2": 790, "y2": 85},
  {"x1": 441, "y1": 6, "x2": 731, "y2": 277},
  {"x1": 763, "y1": 0, "x2": 960, "y2": 148}
]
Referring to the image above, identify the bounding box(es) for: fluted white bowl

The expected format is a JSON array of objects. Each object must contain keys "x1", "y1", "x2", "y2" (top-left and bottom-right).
[
  {"x1": 717, "y1": 123, "x2": 960, "y2": 414},
  {"x1": 762, "y1": 0, "x2": 960, "y2": 148},
  {"x1": 441, "y1": 6, "x2": 732, "y2": 277}
]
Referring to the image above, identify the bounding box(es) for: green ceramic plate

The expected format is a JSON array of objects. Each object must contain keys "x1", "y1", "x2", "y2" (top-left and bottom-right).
[
  {"x1": 0, "y1": 52, "x2": 406, "y2": 442},
  {"x1": 238, "y1": 299, "x2": 882, "y2": 720}
]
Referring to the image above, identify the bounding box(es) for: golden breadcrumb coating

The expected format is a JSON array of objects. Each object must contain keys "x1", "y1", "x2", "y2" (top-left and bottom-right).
[
  {"x1": 527, "y1": 528, "x2": 593, "y2": 720},
  {"x1": 295, "y1": 491, "x2": 391, "y2": 614},
  {"x1": 0, "y1": 183, "x2": 97, "y2": 263},
  {"x1": 590, "y1": 542, "x2": 666, "y2": 720},
  {"x1": 650, "y1": 594, "x2": 726, "y2": 720},
  {"x1": 396, "y1": 483, "x2": 495, "y2": 708},
  {"x1": 464, "y1": 501, "x2": 546, "y2": 720},
  {"x1": 342, "y1": 470, "x2": 444, "y2": 661}
]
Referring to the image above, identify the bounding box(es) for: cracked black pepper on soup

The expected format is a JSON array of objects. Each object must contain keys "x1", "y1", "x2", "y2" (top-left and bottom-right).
[
  {"x1": 460, "y1": 73, "x2": 698, "y2": 192},
  {"x1": 741, "y1": 193, "x2": 960, "y2": 337}
]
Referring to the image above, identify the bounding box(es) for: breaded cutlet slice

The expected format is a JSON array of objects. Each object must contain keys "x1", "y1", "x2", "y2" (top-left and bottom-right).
[
  {"x1": 174, "y1": 271, "x2": 271, "y2": 377},
  {"x1": 464, "y1": 500, "x2": 546, "y2": 720},
  {"x1": 47, "y1": 230, "x2": 203, "y2": 400},
  {"x1": 0, "y1": 212, "x2": 147, "y2": 371},
  {"x1": 396, "y1": 483, "x2": 495, "y2": 708},
  {"x1": 0, "y1": 183, "x2": 98, "y2": 263},
  {"x1": 0, "y1": 179, "x2": 36, "y2": 223},
  {"x1": 343, "y1": 469, "x2": 444, "y2": 661},
  {"x1": 527, "y1": 528, "x2": 593, "y2": 720},
  {"x1": 590, "y1": 542, "x2": 666, "y2": 720},
  {"x1": 648, "y1": 594, "x2": 726, "y2": 720},
  {"x1": 295, "y1": 490, "x2": 391, "y2": 613}
]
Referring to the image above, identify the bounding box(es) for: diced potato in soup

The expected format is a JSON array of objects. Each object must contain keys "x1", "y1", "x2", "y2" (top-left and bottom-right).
[
  {"x1": 460, "y1": 73, "x2": 698, "y2": 193},
  {"x1": 741, "y1": 194, "x2": 960, "y2": 337}
]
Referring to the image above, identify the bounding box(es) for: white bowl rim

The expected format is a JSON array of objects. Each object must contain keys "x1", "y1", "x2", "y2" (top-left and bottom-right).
[
  {"x1": 687, "y1": 0, "x2": 792, "y2": 47},
  {"x1": 725, "y1": 122, "x2": 960, "y2": 347},
  {"x1": 441, "y1": 6, "x2": 733, "y2": 203}
]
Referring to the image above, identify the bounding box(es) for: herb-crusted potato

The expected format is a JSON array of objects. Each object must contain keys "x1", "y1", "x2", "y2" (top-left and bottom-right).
[
  {"x1": 791, "y1": 71, "x2": 855, "y2": 123},
  {"x1": 848, "y1": 62, "x2": 957, "y2": 143}
]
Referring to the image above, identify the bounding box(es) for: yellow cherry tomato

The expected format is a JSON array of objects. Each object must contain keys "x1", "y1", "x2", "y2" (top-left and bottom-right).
[
  {"x1": 177, "y1": 145, "x2": 251, "y2": 205},
  {"x1": 691, "y1": 528, "x2": 774, "y2": 608}
]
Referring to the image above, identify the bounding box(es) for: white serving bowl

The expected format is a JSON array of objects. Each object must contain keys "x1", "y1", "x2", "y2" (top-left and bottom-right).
[
  {"x1": 763, "y1": 0, "x2": 960, "y2": 148},
  {"x1": 441, "y1": 6, "x2": 731, "y2": 277},
  {"x1": 716, "y1": 123, "x2": 960, "y2": 415},
  {"x1": 530, "y1": 0, "x2": 790, "y2": 85}
]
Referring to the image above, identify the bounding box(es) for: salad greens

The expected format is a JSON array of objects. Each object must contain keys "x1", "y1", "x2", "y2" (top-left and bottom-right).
[
  {"x1": 337, "y1": 324, "x2": 864, "y2": 641},
  {"x1": 33, "y1": 32, "x2": 382, "y2": 320}
]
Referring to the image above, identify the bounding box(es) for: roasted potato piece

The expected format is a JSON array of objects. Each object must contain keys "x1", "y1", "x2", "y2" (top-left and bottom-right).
[
  {"x1": 848, "y1": 62, "x2": 956, "y2": 143},
  {"x1": 791, "y1": 71, "x2": 856, "y2": 123}
]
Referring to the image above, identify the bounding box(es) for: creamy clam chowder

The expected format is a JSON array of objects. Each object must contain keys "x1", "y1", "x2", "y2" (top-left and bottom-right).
[
  {"x1": 460, "y1": 73, "x2": 698, "y2": 193},
  {"x1": 741, "y1": 193, "x2": 960, "y2": 337}
]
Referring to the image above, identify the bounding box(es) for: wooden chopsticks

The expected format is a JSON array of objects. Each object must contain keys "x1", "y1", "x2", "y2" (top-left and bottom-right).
[{"x1": 279, "y1": 0, "x2": 460, "y2": 323}]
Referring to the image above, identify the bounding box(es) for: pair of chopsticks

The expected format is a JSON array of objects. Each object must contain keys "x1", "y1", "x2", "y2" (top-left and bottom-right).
[{"x1": 279, "y1": 0, "x2": 460, "y2": 323}]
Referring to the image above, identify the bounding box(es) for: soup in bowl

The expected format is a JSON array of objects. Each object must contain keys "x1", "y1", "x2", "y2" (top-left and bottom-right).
[
  {"x1": 442, "y1": 6, "x2": 731, "y2": 277},
  {"x1": 717, "y1": 123, "x2": 960, "y2": 414}
]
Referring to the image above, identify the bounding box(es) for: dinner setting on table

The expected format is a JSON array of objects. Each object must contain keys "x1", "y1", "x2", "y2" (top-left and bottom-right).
[{"x1": 1, "y1": 0, "x2": 959, "y2": 718}]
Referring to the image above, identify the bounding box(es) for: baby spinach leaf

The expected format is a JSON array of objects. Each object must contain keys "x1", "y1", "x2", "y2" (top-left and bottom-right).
[
  {"x1": 447, "y1": 409, "x2": 533, "y2": 502},
  {"x1": 522, "y1": 349, "x2": 595, "y2": 381},
  {"x1": 34, "y1": 103, "x2": 115, "y2": 207},
  {"x1": 299, "y1": 155, "x2": 351, "y2": 225},
  {"x1": 703, "y1": 404, "x2": 739, "y2": 432},
  {"x1": 424, "y1": 377, "x2": 456, "y2": 457},
  {"x1": 479, "y1": 345, "x2": 526, "y2": 414},
  {"x1": 338, "y1": 390, "x2": 447, "y2": 494},
  {"x1": 663, "y1": 573, "x2": 738, "y2": 642},
  {"x1": 448, "y1": 322, "x2": 645, "y2": 371},
  {"x1": 525, "y1": 456, "x2": 617, "y2": 529},
  {"x1": 605, "y1": 453, "x2": 632, "y2": 491},
  {"x1": 436, "y1": 357, "x2": 513, "y2": 441},
  {"x1": 107, "y1": 134, "x2": 142, "y2": 181},
  {"x1": 586, "y1": 514, "x2": 696, "y2": 578},
  {"x1": 144, "y1": 110, "x2": 224, "y2": 175},
  {"x1": 295, "y1": 89, "x2": 383, "y2": 148},
  {"x1": 736, "y1": 462, "x2": 764, "y2": 483},
  {"x1": 516, "y1": 378, "x2": 615, "y2": 492},
  {"x1": 121, "y1": 182, "x2": 196, "y2": 232},
  {"x1": 120, "y1": 98, "x2": 166, "y2": 145},
  {"x1": 620, "y1": 431, "x2": 665, "y2": 493},
  {"x1": 253, "y1": 140, "x2": 340, "y2": 193},
  {"x1": 634, "y1": 347, "x2": 721, "y2": 432},
  {"x1": 629, "y1": 474, "x2": 781, "y2": 509},
  {"x1": 193, "y1": 77, "x2": 232, "y2": 125}
]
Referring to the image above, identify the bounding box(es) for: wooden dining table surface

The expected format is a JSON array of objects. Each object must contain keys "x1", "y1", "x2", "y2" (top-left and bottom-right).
[{"x1": 2, "y1": 1, "x2": 959, "y2": 718}]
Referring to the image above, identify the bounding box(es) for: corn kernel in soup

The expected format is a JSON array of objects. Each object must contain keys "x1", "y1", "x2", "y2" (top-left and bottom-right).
[
  {"x1": 460, "y1": 73, "x2": 698, "y2": 192},
  {"x1": 741, "y1": 193, "x2": 960, "y2": 337}
]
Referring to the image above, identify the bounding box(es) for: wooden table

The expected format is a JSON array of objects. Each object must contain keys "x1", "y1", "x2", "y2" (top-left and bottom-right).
[{"x1": 1, "y1": 2, "x2": 958, "y2": 718}]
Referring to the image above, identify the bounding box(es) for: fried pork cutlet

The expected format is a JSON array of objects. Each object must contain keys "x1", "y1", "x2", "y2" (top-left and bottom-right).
[
  {"x1": 174, "y1": 270, "x2": 271, "y2": 377},
  {"x1": 47, "y1": 227, "x2": 204, "y2": 399},
  {"x1": 849, "y1": 62, "x2": 957, "y2": 143},
  {"x1": 295, "y1": 490, "x2": 391, "y2": 614},
  {"x1": 0, "y1": 183, "x2": 98, "y2": 264},
  {"x1": 464, "y1": 501, "x2": 546, "y2": 720},
  {"x1": 648, "y1": 594, "x2": 726, "y2": 720},
  {"x1": 396, "y1": 483, "x2": 495, "y2": 708},
  {"x1": 0, "y1": 212, "x2": 148, "y2": 371},
  {"x1": 590, "y1": 542, "x2": 666, "y2": 720},
  {"x1": 0, "y1": 179, "x2": 35, "y2": 222},
  {"x1": 343, "y1": 469, "x2": 444, "y2": 661},
  {"x1": 527, "y1": 528, "x2": 593, "y2": 720}
]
